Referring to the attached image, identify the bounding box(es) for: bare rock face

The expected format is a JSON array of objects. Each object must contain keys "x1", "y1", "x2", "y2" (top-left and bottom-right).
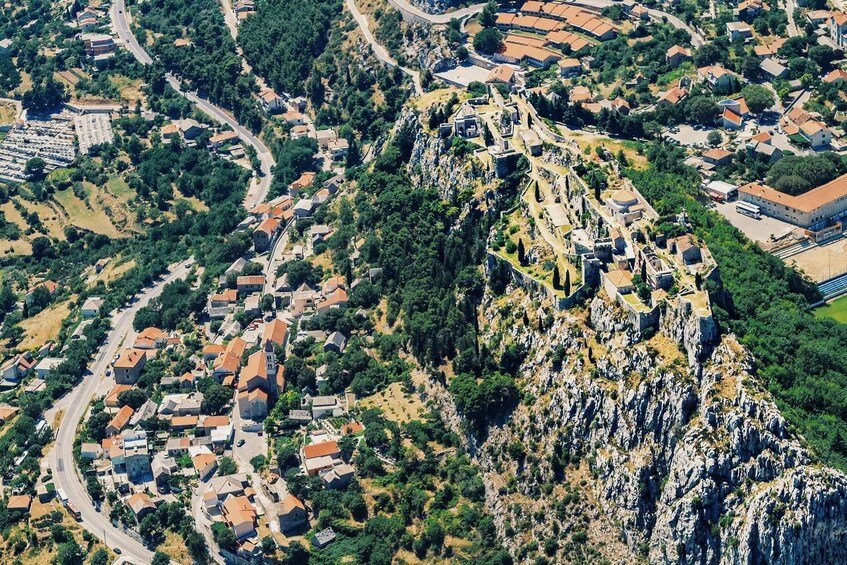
[
  {"x1": 404, "y1": 0, "x2": 461, "y2": 15},
  {"x1": 660, "y1": 294, "x2": 719, "y2": 366},
  {"x1": 475, "y1": 289, "x2": 847, "y2": 564},
  {"x1": 403, "y1": 108, "x2": 494, "y2": 202}
]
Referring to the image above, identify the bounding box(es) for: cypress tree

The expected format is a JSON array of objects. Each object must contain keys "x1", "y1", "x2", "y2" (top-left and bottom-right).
[
  {"x1": 518, "y1": 238, "x2": 526, "y2": 265},
  {"x1": 564, "y1": 270, "x2": 571, "y2": 296},
  {"x1": 552, "y1": 265, "x2": 560, "y2": 289}
]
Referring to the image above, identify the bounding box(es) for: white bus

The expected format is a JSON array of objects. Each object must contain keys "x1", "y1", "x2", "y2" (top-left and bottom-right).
[
  {"x1": 736, "y1": 201, "x2": 761, "y2": 219},
  {"x1": 57, "y1": 489, "x2": 68, "y2": 505}
]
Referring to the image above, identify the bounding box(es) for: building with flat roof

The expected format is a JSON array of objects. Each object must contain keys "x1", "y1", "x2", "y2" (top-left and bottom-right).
[{"x1": 739, "y1": 176, "x2": 847, "y2": 230}]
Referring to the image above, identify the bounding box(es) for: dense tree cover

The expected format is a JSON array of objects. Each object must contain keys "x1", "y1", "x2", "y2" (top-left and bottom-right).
[
  {"x1": 766, "y1": 153, "x2": 847, "y2": 195},
  {"x1": 238, "y1": 0, "x2": 341, "y2": 96},
  {"x1": 134, "y1": 278, "x2": 207, "y2": 331},
  {"x1": 590, "y1": 24, "x2": 693, "y2": 88},
  {"x1": 739, "y1": 84, "x2": 774, "y2": 114},
  {"x1": 287, "y1": 408, "x2": 509, "y2": 564},
  {"x1": 473, "y1": 28, "x2": 503, "y2": 54},
  {"x1": 138, "y1": 0, "x2": 262, "y2": 131},
  {"x1": 629, "y1": 144, "x2": 847, "y2": 471},
  {"x1": 246, "y1": 0, "x2": 409, "y2": 143}
]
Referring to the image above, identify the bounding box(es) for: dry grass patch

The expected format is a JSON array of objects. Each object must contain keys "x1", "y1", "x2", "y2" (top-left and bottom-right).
[
  {"x1": 54, "y1": 187, "x2": 122, "y2": 237},
  {"x1": 158, "y1": 531, "x2": 193, "y2": 564},
  {"x1": 18, "y1": 298, "x2": 73, "y2": 350},
  {"x1": 0, "y1": 239, "x2": 31, "y2": 255},
  {"x1": 358, "y1": 381, "x2": 425, "y2": 424},
  {"x1": 0, "y1": 101, "x2": 18, "y2": 124},
  {"x1": 92, "y1": 257, "x2": 137, "y2": 287},
  {"x1": 13, "y1": 197, "x2": 66, "y2": 239},
  {"x1": 0, "y1": 201, "x2": 29, "y2": 232},
  {"x1": 109, "y1": 74, "x2": 145, "y2": 104}
]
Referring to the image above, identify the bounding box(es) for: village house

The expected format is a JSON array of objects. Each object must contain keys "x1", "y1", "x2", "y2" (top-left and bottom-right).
[
  {"x1": 259, "y1": 89, "x2": 284, "y2": 114},
  {"x1": 81, "y1": 296, "x2": 105, "y2": 318},
  {"x1": 238, "y1": 388, "x2": 268, "y2": 419},
  {"x1": 106, "y1": 405, "x2": 134, "y2": 437},
  {"x1": 279, "y1": 494, "x2": 308, "y2": 532},
  {"x1": 726, "y1": 21, "x2": 752, "y2": 41},
  {"x1": 128, "y1": 493, "x2": 157, "y2": 522},
  {"x1": 133, "y1": 327, "x2": 171, "y2": 350},
  {"x1": 697, "y1": 65, "x2": 736, "y2": 91},
  {"x1": 557, "y1": 58, "x2": 582, "y2": 78},
  {"x1": 702, "y1": 148, "x2": 733, "y2": 167},
  {"x1": 665, "y1": 45, "x2": 690, "y2": 66},
  {"x1": 486, "y1": 64, "x2": 516, "y2": 86},
  {"x1": 236, "y1": 275, "x2": 265, "y2": 296},
  {"x1": 830, "y1": 12, "x2": 847, "y2": 48},
  {"x1": 253, "y1": 217, "x2": 281, "y2": 252},
  {"x1": 114, "y1": 349, "x2": 147, "y2": 385},
  {"x1": 223, "y1": 496, "x2": 258, "y2": 539}
]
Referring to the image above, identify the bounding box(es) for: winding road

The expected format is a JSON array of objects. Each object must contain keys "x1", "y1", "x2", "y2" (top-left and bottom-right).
[
  {"x1": 387, "y1": 0, "x2": 705, "y2": 47},
  {"x1": 387, "y1": 0, "x2": 486, "y2": 24},
  {"x1": 111, "y1": 0, "x2": 275, "y2": 208},
  {"x1": 47, "y1": 4, "x2": 282, "y2": 561},
  {"x1": 49, "y1": 261, "x2": 193, "y2": 564},
  {"x1": 346, "y1": 0, "x2": 424, "y2": 95}
]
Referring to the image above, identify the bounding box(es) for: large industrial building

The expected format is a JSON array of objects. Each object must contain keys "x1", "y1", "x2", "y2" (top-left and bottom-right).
[{"x1": 738, "y1": 174, "x2": 847, "y2": 232}]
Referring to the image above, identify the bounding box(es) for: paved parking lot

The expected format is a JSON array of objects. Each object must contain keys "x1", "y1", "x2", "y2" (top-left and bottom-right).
[
  {"x1": 666, "y1": 125, "x2": 720, "y2": 147},
  {"x1": 713, "y1": 200, "x2": 796, "y2": 243},
  {"x1": 435, "y1": 63, "x2": 491, "y2": 87}
]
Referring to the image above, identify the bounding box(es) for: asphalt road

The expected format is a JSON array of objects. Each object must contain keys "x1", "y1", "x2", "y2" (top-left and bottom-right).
[
  {"x1": 346, "y1": 0, "x2": 423, "y2": 95},
  {"x1": 387, "y1": 0, "x2": 486, "y2": 24},
  {"x1": 111, "y1": 0, "x2": 274, "y2": 208},
  {"x1": 49, "y1": 261, "x2": 193, "y2": 564},
  {"x1": 568, "y1": 0, "x2": 705, "y2": 46}
]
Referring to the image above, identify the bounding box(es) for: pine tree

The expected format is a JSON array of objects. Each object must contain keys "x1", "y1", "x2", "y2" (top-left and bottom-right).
[
  {"x1": 517, "y1": 238, "x2": 526, "y2": 265},
  {"x1": 552, "y1": 265, "x2": 560, "y2": 289},
  {"x1": 564, "y1": 270, "x2": 571, "y2": 296}
]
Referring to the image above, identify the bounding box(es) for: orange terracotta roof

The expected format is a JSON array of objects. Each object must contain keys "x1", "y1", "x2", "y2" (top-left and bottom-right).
[
  {"x1": 739, "y1": 176, "x2": 847, "y2": 213},
  {"x1": 262, "y1": 319, "x2": 289, "y2": 346},
  {"x1": 171, "y1": 415, "x2": 198, "y2": 428},
  {"x1": 341, "y1": 422, "x2": 363, "y2": 435},
  {"x1": 303, "y1": 440, "x2": 339, "y2": 459},
  {"x1": 105, "y1": 384, "x2": 133, "y2": 405},
  {"x1": 201, "y1": 415, "x2": 230, "y2": 428},
  {"x1": 722, "y1": 108, "x2": 743, "y2": 126},
  {"x1": 203, "y1": 344, "x2": 227, "y2": 356},
  {"x1": 7, "y1": 495, "x2": 31, "y2": 511},
  {"x1": 115, "y1": 349, "x2": 145, "y2": 369},
  {"x1": 226, "y1": 337, "x2": 247, "y2": 358},
  {"x1": 281, "y1": 494, "x2": 305, "y2": 513},
  {"x1": 750, "y1": 131, "x2": 771, "y2": 143},
  {"x1": 703, "y1": 148, "x2": 733, "y2": 161},
  {"x1": 193, "y1": 452, "x2": 217, "y2": 471},
  {"x1": 107, "y1": 405, "x2": 134, "y2": 433},
  {"x1": 254, "y1": 217, "x2": 280, "y2": 235}
]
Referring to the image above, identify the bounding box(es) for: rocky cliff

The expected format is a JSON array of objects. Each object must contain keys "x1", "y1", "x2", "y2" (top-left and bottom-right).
[
  {"x1": 402, "y1": 108, "x2": 495, "y2": 202},
  {"x1": 470, "y1": 289, "x2": 847, "y2": 564},
  {"x1": 402, "y1": 117, "x2": 847, "y2": 564}
]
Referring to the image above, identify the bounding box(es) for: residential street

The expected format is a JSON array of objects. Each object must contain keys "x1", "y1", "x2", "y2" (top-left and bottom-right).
[{"x1": 49, "y1": 261, "x2": 193, "y2": 564}]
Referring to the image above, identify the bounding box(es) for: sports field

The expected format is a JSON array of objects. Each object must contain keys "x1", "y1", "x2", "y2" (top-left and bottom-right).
[{"x1": 814, "y1": 295, "x2": 847, "y2": 324}]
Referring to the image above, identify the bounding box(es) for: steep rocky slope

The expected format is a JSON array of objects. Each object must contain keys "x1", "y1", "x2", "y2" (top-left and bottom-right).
[
  {"x1": 401, "y1": 114, "x2": 847, "y2": 564},
  {"x1": 472, "y1": 287, "x2": 847, "y2": 564}
]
